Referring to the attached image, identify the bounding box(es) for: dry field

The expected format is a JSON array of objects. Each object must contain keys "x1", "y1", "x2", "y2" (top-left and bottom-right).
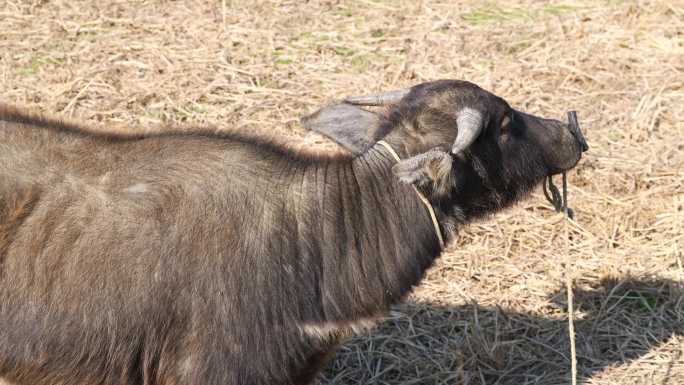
[{"x1": 1, "y1": 0, "x2": 683, "y2": 384}]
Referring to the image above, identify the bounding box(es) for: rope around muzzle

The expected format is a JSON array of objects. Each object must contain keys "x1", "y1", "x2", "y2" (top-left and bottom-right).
[
  {"x1": 544, "y1": 171, "x2": 579, "y2": 385},
  {"x1": 376, "y1": 140, "x2": 445, "y2": 249},
  {"x1": 543, "y1": 172, "x2": 574, "y2": 220},
  {"x1": 545, "y1": 110, "x2": 588, "y2": 385},
  {"x1": 546, "y1": 110, "x2": 588, "y2": 221}
]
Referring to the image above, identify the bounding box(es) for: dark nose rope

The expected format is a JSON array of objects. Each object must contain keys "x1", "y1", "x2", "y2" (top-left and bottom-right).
[
  {"x1": 544, "y1": 173, "x2": 573, "y2": 219},
  {"x1": 543, "y1": 111, "x2": 587, "y2": 220},
  {"x1": 546, "y1": 111, "x2": 586, "y2": 385}
]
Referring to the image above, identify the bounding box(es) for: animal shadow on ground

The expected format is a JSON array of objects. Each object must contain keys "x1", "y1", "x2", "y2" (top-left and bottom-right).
[{"x1": 319, "y1": 277, "x2": 684, "y2": 385}]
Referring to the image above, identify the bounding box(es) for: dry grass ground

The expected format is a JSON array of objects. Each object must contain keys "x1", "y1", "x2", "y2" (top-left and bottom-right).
[{"x1": 1, "y1": 0, "x2": 683, "y2": 384}]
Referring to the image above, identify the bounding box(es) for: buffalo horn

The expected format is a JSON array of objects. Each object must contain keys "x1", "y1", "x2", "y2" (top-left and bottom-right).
[{"x1": 452, "y1": 108, "x2": 484, "y2": 155}]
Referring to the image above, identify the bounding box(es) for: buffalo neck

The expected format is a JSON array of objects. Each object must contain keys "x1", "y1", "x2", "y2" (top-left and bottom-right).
[{"x1": 278, "y1": 145, "x2": 443, "y2": 324}]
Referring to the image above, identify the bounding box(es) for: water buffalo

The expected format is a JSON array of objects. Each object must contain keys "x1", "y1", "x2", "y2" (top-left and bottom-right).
[{"x1": 0, "y1": 80, "x2": 584, "y2": 385}]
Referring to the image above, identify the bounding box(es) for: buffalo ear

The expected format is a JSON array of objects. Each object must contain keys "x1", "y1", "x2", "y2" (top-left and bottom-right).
[
  {"x1": 391, "y1": 148, "x2": 454, "y2": 196},
  {"x1": 300, "y1": 103, "x2": 385, "y2": 155}
]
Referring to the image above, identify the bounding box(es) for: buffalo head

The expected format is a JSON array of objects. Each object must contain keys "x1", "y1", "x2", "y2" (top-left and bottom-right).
[{"x1": 302, "y1": 79, "x2": 586, "y2": 234}]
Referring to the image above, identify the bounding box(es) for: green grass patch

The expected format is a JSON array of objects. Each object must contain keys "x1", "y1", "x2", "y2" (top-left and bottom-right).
[
  {"x1": 461, "y1": 8, "x2": 527, "y2": 24},
  {"x1": 371, "y1": 29, "x2": 385, "y2": 38},
  {"x1": 620, "y1": 290, "x2": 659, "y2": 312},
  {"x1": 172, "y1": 103, "x2": 210, "y2": 121},
  {"x1": 334, "y1": 7, "x2": 353, "y2": 18},
  {"x1": 188, "y1": 103, "x2": 208, "y2": 115},
  {"x1": 272, "y1": 47, "x2": 294, "y2": 66},
  {"x1": 350, "y1": 55, "x2": 370, "y2": 71},
  {"x1": 462, "y1": 4, "x2": 578, "y2": 25},
  {"x1": 542, "y1": 4, "x2": 578, "y2": 15},
  {"x1": 295, "y1": 31, "x2": 314, "y2": 40},
  {"x1": 16, "y1": 55, "x2": 65, "y2": 76},
  {"x1": 274, "y1": 58, "x2": 293, "y2": 65},
  {"x1": 16, "y1": 60, "x2": 42, "y2": 76},
  {"x1": 334, "y1": 47, "x2": 356, "y2": 57}
]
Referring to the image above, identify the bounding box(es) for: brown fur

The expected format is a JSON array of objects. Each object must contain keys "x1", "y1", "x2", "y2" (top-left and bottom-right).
[{"x1": 0, "y1": 104, "x2": 439, "y2": 385}]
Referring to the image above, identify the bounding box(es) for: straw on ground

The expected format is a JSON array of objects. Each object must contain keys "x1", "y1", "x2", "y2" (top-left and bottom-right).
[{"x1": 1, "y1": 1, "x2": 682, "y2": 384}]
